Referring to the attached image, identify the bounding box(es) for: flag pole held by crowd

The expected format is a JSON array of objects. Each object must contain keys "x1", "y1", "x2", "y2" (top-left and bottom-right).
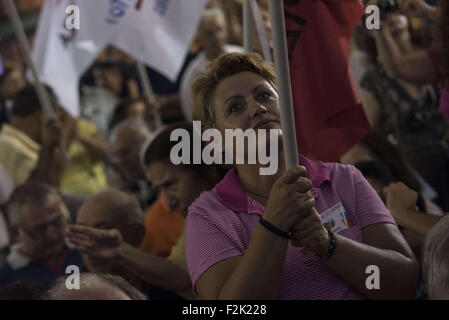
[
  {"x1": 5, "y1": 0, "x2": 54, "y2": 119},
  {"x1": 4, "y1": 0, "x2": 69, "y2": 166},
  {"x1": 136, "y1": 61, "x2": 163, "y2": 129}
]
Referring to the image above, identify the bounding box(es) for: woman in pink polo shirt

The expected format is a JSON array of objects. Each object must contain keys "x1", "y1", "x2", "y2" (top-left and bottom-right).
[{"x1": 185, "y1": 52, "x2": 419, "y2": 300}]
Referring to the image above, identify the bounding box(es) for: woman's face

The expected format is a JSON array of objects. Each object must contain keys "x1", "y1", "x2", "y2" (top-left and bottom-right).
[
  {"x1": 212, "y1": 71, "x2": 281, "y2": 133},
  {"x1": 211, "y1": 71, "x2": 282, "y2": 163}
]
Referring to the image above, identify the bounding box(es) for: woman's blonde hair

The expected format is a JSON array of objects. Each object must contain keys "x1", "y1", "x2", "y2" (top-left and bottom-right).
[{"x1": 191, "y1": 52, "x2": 277, "y2": 130}]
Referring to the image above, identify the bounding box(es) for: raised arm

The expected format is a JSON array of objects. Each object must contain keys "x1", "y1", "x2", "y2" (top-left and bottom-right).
[
  {"x1": 291, "y1": 170, "x2": 419, "y2": 300},
  {"x1": 66, "y1": 225, "x2": 193, "y2": 299},
  {"x1": 194, "y1": 166, "x2": 316, "y2": 299},
  {"x1": 373, "y1": 26, "x2": 439, "y2": 84},
  {"x1": 383, "y1": 182, "x2": 441, "y2": 238}
]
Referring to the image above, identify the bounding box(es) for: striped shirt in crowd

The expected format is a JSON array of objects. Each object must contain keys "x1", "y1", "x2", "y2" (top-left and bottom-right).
[{"x1": 185, "y1": 155, "x2": 396, "y2": 299}]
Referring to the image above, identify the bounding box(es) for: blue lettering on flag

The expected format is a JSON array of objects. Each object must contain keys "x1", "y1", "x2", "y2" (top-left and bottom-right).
[
  {"x1": 106, "y1": 0, "x2": 135, "y2": 24},
  {"x1": 153, "y1": 0, "x2": 169, "y2": 17}
]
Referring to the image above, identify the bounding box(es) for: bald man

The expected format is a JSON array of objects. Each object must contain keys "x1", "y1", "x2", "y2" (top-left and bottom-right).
[
  {"x1": 69, "y1": 189, "x2": 184, "y2": 300},
  {"x1": 110, "y1": 119, "x2": 158, "y2": 209},
  {"x1": 44, "y1": 273, "x2": 147, "y2": 300},
  {"x1": 180, "y1": 8, "x2": 243, "y2": 120}
]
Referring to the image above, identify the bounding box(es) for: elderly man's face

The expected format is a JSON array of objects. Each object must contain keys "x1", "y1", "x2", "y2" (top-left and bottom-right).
[
  {"x1": 76, "y1": 202, "x2": 115, "y2": 273},
  {"x1": 197, "y1": 14, "x2": 228, "y2": 58},
  {"x1": 19, "y1": 197, "x2": 67, "y2": 258},
  {"x1": 147, "y1": 160, "x2": 209, "y2": 216},
  {"x1": 75, "y1": 191, "x2": 144, "y2": 274}
]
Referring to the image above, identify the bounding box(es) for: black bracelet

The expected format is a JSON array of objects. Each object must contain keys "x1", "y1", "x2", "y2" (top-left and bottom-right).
[
  {"x1": 317, "y1": 230, "x2": 337, "y2": 259},
  {"x1": 259, "y1": 217, "x2": 292, "y2": 239}
]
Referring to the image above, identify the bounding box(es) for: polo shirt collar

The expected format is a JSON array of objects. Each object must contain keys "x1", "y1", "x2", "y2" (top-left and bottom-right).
[{"x1": 215, "y1": 154, "x2": 331, "y2": 214}]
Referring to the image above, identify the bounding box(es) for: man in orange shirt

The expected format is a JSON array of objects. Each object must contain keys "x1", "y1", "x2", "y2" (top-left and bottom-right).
[{"x1": 139, "y1": 192, "x2": 185, "y2": 257}]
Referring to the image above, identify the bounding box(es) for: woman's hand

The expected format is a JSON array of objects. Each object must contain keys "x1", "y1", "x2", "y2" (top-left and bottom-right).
[
  {"x1": 66, "y1": 225, "x2": 123, "y2": 260},
  {"x1": 383, "y1": 182, "x2": 418, "y2": 212},
  {"x1": 382, "y1": 182, "x2": 419, "y2": 226},
  {"x1": 41, "y1": 117, "x2": 62, "y2": 150},
  {"x1": 290, "y1": 208, "x2": 329, "y2": 256},
  {"x1": 263, "y1": 166, "x2": 316, "y2": 232},
  {"x1": 397, "y1": 0, "x2": 436, "y2": 18}
]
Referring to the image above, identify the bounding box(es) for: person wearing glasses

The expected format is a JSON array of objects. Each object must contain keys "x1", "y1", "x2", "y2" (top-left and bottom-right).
[{"x1": 0, "y1": 182, "x2": 83, "y2": 288}]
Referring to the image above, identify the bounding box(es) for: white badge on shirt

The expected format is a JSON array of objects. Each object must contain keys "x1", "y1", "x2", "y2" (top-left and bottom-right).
[{"x1": 320, "y1": 202, "x2": 350, "y2": 233}]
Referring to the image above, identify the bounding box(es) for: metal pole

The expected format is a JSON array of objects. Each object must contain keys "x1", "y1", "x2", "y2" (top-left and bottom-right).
[
  {"x1": 136, "y1": 61, "x2": 163, "y2": 128},
  {"x1": 243, "y1": 0, "x2": 254, "y2": 53},
  {"x1": 5, "y1": 0, "x2": 69, "y2": 165},
  {"x1": 250, "y1": 0, "x2": 273, "y2": 62},
  {"x1": 268, "y1": 0, "x2": 299, "y2": 169},
  {"x1": 5, "y1": 0, "x2": 54, "y2": 118}
]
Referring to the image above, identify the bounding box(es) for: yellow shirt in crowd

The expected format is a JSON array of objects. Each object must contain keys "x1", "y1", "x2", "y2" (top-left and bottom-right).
[
  {"x1": 58, "y1": 119, "x2": 108, "y2": 198},
  {"x1": 0, "y1": 120, "x2": 108, "y2": 197},
  {"x1": 0, "y1": 124, "x2": 40, "y2": 186}
]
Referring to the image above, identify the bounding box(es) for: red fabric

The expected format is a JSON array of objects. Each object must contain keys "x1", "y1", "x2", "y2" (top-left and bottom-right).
[{"x1": 284, "y1": 0, "x2": 371, "y2": 161}]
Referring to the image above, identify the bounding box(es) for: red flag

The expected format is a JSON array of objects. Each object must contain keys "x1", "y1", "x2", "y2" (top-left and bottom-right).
[{"x1": 284, "y1": 0, "x2": 370, "y2": 162}]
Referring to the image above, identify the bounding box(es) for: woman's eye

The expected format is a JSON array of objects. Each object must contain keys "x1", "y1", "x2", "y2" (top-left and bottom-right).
[
  {"x1": 229, "y1": 103, "x2": 243, "y2": 114},
  {"x1": 258, "y1": 92, "x2": 273, "y2": 102}
]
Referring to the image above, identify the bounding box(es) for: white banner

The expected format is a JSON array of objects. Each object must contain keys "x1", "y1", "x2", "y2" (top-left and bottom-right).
[
  {"x1": 75, "y1": 0, "x2": 208, "y2": 82},
  {"x1": 32, "y1": 0, "x2": 207, "y2": 116},
  {"x1": 32, "y1": 0, "x2": 99, "y2": 116}
]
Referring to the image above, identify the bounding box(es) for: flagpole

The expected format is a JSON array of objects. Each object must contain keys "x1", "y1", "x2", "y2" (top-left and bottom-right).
[
  {"x1": 268, "y1": 0, "x2": 299, "y2": 169},
  {"x1": 243, "y1": 0, "x2": 254, "y2": 52},
  {"x1": 5, "y1": 0, "x2": 69, "y2": 165},
  {"x1": 250, "y1": 0, "x2": 273, "y2": 62},
  {"x1": 5, "y1": 0, "x2": 53, "y2": 118},
  {"x1": 136, "y1": 61, "x2": 163, "y2": 128}
]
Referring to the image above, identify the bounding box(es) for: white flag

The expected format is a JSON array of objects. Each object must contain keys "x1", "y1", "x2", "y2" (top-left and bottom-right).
[
  {"x1": 75, "y1": 0, "x2": 208, "y2": 82},
  {"x1": 32, "y1": 0, "x2": 100, "y2": 116}
]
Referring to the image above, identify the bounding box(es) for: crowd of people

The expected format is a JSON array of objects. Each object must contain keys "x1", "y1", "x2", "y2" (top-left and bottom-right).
[{"x1": 0, "y1": 0, "x2": 448, "y2": 300}]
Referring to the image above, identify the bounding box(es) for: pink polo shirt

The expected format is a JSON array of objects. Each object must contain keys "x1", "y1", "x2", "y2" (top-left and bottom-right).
[{"x1": 185, "y1": 155, "x2": 396, "y2": 300}]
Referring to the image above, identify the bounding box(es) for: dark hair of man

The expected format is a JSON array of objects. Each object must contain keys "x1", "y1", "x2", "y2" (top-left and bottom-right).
[
  {"x1": 355, "y1": 160, "x2": 394, "y2": 187},
  {"x1": 0, "y1": 281, "x2": 50, "y2": 300},
  {"x1": 12, "y1": 84, "x2": 57, "y2": 118},
  {"x1": 143, "y1": 122, "x2": 228, "y2": 179},
  {"x1": 6, "y1": 181, "x2": 64, "y2": 228}
]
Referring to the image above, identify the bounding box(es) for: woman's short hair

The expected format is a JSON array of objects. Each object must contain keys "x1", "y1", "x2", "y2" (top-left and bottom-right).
[
  {"x1": 423, "y1": 215, "x2": 449, "y2": 299},
  {"x1": 192, "y1": 52, "x2": 277, "y2": 131}
]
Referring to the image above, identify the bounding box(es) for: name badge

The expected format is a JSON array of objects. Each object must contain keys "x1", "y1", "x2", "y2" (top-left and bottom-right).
[{"x1": 320, "y1": 202, "x2": 349, "y2": 233}]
